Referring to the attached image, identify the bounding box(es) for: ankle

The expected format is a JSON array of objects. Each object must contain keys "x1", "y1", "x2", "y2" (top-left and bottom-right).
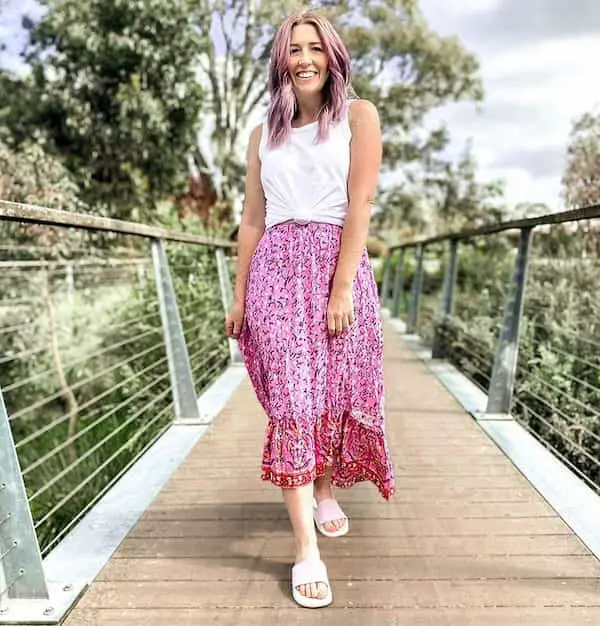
[
  {"x1": 294, "y1": 537, "x2": 319, "y2": 563},
  {"x1": 314, "y1": 476, "x2": 333, "y2": 501},
  {"x1": 314, "y1": 484, "x2": 333, "y2": 502}
]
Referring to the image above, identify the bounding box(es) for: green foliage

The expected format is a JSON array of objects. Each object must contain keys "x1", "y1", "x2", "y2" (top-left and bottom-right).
[
  {"x1": 5, "y1": 243, "x2": 229, "y2": 552},
  {"x1": 374, "y1": 142, "x2": 507, "y2": 243},
  {"x1": 394, "y1": 230, "x2": 600, "y2": 492},
  {"x1": 0, "y1": 138, "x2": 82, "y2": 211},
  {"x1": 18, "y1": 0, "x2": 206, "y2": 220}
]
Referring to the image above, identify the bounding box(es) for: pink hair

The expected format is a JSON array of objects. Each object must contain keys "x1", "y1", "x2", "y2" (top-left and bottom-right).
[{"x1": 266, "y1": 10, "x2": 351, "y2": 148}]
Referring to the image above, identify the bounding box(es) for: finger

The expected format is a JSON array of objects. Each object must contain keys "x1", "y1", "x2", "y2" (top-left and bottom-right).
[
  {"x1": 342, "y1": 314, "x2": 352, "y2": 330},
  {"x1": 335, "y1": 315, "x2": 343, "y2": 335},
  {"x1": 232, "y1": 320, "x2": 241, "y2": 337},
  {"x1": 327, "y1": 312, "x2": 335, "y2": 335}
]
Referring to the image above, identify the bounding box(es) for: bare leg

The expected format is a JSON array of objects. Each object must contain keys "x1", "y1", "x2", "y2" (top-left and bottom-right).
[
  {"x1": 282, "y1": 483, "x2": 328, "y2": 600},
  {"x1": 314, "y1": 466, "x2": 346, "y2": 533}
]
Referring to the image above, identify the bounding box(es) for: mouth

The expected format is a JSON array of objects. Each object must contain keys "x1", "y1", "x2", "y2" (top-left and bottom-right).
[{"x1": 296, "y1": 70, "x2": 318, "y2": 82}]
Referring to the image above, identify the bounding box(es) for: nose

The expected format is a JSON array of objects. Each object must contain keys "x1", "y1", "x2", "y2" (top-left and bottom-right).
[{"x1": 299, "y1": 48, "x2": 312, "y2": 66}]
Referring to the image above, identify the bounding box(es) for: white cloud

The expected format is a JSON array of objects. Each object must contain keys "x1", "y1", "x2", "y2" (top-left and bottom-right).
[{"x1": 420, "y1": 1, "x2": 600, "y2": 212}]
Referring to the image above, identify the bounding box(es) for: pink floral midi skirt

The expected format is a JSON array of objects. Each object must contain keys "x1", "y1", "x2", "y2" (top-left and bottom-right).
[{"x1": 238, "y1": 221, "x2": 395, "y2": 500}]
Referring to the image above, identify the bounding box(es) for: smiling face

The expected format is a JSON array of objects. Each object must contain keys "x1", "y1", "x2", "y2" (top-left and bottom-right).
[{"x1": 287, "y1": 23, "x2": 329, "y2": 97}]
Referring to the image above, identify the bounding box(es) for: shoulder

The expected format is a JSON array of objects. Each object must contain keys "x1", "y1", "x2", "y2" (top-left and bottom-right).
[
  {"x1": 249, "y1": 123, "x2": 264, "y2": 145},
  {"x1": 247, "y1": 123, "x2": 264, "y2": 159},
  {"x1": 348, "y1": 99, "x2": 380, "y2": 129}
]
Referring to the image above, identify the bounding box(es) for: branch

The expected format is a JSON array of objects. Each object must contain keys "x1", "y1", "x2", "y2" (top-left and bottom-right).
[
  {"x1": 218, "y1": 9, "x2": 233, "y2": 132},
  {"x1": 240, "y1": 61, "x2": 269, "y2": 118},
  {"x1": 242, "y1": 81, "x2": 268, "y2": 120},
  {"x1": 42, "y1": 269, "x2": 80, "y2": 452},
  {"x1": 198, "y1": 1, "x2": 223, "y2": 127},
  {"x1": 230, "y1": 0, "x2": 258, "y2": 131}
]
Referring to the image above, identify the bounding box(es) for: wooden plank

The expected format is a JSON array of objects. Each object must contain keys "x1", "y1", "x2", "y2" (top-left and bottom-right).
[
  {"x1": 98, "y1": 554, "x2": 600, "y2": 582},
  {"x1": 129, "y1": 516, "x2": 571, "y2": 539},
  {"x1": 74, "y1": 578, "x2": 600, "y2": 609},
  {"x1": 63, "y1": 606, "x2": 600, "y2": 626},
  {"x1": 114, "y1": 533, "x2": 588, "y2": 559},
  {"x1": 143, "y1": 501, "x2": 557, "y2": 519}
]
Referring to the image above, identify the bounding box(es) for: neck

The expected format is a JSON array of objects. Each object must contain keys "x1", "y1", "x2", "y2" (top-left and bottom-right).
[{"x1": 294, "y1": 92, "x2": 325, "y2": 124}]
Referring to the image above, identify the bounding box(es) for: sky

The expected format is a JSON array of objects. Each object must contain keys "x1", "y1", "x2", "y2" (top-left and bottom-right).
[
  {"x1": 419, "y1": 0, "x2": 600, "y2": 212},
  {"x1": 1, "y1": 0, "x2": 600, "y2": 212}
]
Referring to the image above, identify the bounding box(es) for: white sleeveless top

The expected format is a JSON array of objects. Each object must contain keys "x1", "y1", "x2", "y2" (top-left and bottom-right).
[{"x1": 259, "y1": 102, "x2": 352, "y2": 229}]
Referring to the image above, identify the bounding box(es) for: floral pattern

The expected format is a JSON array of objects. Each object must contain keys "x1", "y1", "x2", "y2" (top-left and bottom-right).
[{"x1": 238, "y1": 222, "x2": 395, "y2": 500}]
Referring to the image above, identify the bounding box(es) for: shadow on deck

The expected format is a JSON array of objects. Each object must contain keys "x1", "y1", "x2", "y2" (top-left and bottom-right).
[{"x1": 62, "y1": 322, "x2": 600, "y2": 625}]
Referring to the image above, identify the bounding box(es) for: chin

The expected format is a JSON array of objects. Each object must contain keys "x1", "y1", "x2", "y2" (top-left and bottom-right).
[{"x1": 294, "y1": 81, "x2": 326, "y2": 94}]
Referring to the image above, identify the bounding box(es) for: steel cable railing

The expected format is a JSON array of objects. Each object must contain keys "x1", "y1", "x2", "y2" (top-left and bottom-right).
[
  {"x1": 0, "y1": 200, "x2": 237, "y2": 619},
  {"x1": 5, "y1": 259, "x2": 227, "y2": 550},
  {"x1": 381, "y1": 204, "x2": 600, "y2": 497}
]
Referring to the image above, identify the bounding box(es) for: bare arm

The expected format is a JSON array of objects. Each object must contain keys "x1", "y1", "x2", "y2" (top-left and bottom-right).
[
  {"x1": 233, "y1": 124, "x2": 266, "y2": 304},
  {"x1": 332, "y1": 100, "x2": 382, "y2": 292}
]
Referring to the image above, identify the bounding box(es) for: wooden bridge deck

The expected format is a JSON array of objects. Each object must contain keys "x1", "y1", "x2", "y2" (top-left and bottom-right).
[{"x1": 63, "y1": 323, "x2": 600, "y2": 625}]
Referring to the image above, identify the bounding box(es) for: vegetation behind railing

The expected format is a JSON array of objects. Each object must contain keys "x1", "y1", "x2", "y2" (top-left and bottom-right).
[
  {"x1": 0, "y1": 203, "x2": 232, "y2": 554},
  {"x1": 380, "y1": 207, "x2": 600, "y2": 494}
]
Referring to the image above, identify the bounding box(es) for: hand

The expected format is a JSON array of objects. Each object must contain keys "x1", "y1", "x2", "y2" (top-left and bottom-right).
[
  {"x1": 225, "y1": 299, "x2": 245, "y2": 339},
  {"x1": 327, "y1": 286, "x2": 354, "y2": 336}
]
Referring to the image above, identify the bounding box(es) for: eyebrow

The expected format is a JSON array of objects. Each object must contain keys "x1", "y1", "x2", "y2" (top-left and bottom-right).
[{"x1": 290, "y1": 41, "x2": 322, "y2": 46}]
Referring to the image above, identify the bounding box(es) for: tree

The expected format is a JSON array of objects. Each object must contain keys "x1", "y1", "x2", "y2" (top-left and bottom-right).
[
  {"x1": 373, "y1": 143, "x2": 506, "y2": 241},
  {"x1": 20, "y1": 0, "x2": 206, "y2": 221},
  {"x1": 425, "y1": 144, "x2": 506, "y2": 234},
  {"x1": 562, "y1": 108, "x2": 600, "y2": 210},
  {"x1": 190, "y1": 0, "x2": 483, "y2": 220}
]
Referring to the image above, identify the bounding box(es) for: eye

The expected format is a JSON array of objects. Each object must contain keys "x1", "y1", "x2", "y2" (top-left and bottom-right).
[
  {"x1": 290, "y1": 46, "x2": 300, "y2": 54},
  {"x1": 312, "y1": 45, "x2": 323, "y2": 52}
]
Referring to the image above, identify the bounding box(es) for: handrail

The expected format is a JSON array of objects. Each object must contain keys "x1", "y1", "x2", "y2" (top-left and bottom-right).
[
  {"x1": 0, "y1": 200, "x2": 236, "y2": 249},
  {"x1": 380, "y1": 201, "x2": 600, "y2": 512},
  {"x1": 388, "y1": 203, "x2": 600, "y2": 250},
  {"x1": 0, "y1": 198, "x2": 237, "y2": 623}
]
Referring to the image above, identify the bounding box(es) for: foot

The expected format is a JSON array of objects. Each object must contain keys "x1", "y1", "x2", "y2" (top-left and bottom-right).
[
  {"x1": 314, "y1": 476, "x2": 346, "y2": 534},
  {"x1": 291, "y1": 553, "x2": 332, "y2": 608},
  {"x1": 313, "y1": 497, "x2": 349, "y2": 537},
  {"x1": 294, "y1": 547, "x2": 329, "y2": 602}
]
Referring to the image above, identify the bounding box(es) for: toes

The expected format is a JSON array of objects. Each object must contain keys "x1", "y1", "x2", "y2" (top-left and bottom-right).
[
  {"x1": 323, "y1": 518, "x2": 345, "y2": 532},
  {"x1": 296, "y1": 582, "x2": 328, "y2": 599},
  {"x1": 318, "y1": 582, "x2": 328, "y2": 599}
]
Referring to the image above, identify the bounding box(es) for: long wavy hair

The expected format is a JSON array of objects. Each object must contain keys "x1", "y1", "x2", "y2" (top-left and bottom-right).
[{"x1": 266, "y1": 10, "x2": 351, "y2": 148}]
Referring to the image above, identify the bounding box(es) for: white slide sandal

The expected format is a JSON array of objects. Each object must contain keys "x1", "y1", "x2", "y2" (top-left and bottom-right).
[
  {"x1": 291, "y1": 557, "x2": 333, "y2": 609},
  {"x1": 313, "y1": 498, "x2": 349, "y2": 538}
]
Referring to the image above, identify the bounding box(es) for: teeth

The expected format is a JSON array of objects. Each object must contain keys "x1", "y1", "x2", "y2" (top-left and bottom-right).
[{"x1": 297, "y1": 72, "x2": 316, "y2": 78}]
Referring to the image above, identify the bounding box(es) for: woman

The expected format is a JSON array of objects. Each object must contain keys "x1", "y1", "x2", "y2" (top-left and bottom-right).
[{"x1": 225, "y1": 9, "x2": 395, "y2": 609}]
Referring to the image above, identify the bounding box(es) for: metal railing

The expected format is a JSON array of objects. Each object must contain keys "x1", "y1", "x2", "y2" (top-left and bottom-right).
[
  {"x1": 0, "y1": 200, "x2": 238, "y2": 622},
  {"x1": 381, "y1": 204, "x2": 600, "y2": 496}
]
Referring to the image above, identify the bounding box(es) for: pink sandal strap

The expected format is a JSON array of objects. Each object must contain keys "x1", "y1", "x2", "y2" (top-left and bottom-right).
[{"x1": 315, "y1": 498, "x2": 347, "y2": 525}]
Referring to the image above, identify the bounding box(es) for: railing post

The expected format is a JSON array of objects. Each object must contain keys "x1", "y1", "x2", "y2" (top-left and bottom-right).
[
  {"x1": 486, "y1": 227, "x2": 533, "y2": 415},
  {"x1": 390, "y1": 247, "x2": 405, "y2": 318},
  {"x1": 0, "y1": 385, "x2": 49, "y2": 610},
  {"x1": 151, "y1": 238, "x2": 201, "y2": 421},
  {"x1": 432, "y1": 238, "x2": 459, "y2": 359},
  {"x1": 407, "y1": 244, "x2": 425, "y2": 334},
  {"x1": 215, "y1": 248, "x2": 242, "y2": 364},
  {"x1": 380, "y1": 250, "x2": 393, "y2": 307}
]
